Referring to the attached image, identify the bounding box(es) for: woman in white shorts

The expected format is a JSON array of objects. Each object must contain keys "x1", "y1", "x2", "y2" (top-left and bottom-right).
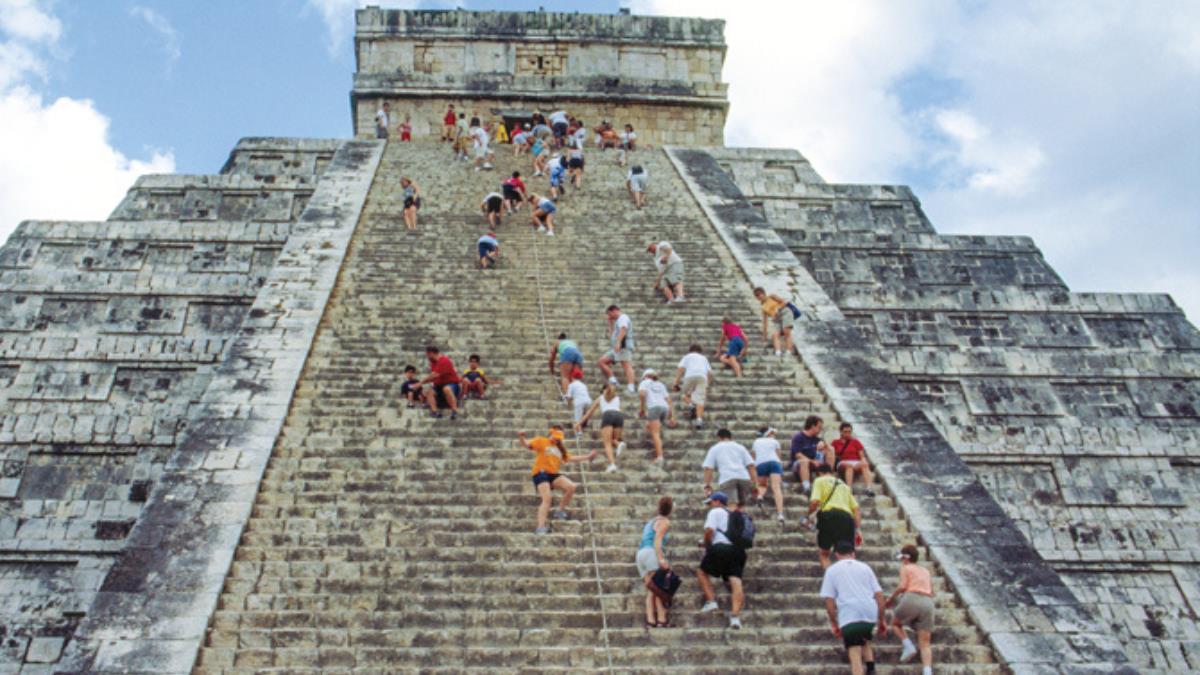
[
  {"x1": 635, "y1": 496, "x2": 673, "y2": 627},
  {"x1": 578, "y1": 383, "x2": 626, "y2": 473}
]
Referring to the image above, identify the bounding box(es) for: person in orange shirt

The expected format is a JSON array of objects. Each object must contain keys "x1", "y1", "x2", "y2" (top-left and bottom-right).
[
  {"x1": 753, "y1": 287, "x2": 802, "y2": 357},
  {"x1": 886, "y1": 544, "x2": 936, "y2": 673},
  {"x1": 517, "y1": 425, "x2": 597, "y2": 534}
]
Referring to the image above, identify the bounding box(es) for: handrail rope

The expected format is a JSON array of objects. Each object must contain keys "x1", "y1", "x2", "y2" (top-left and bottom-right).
[{"x1": 529, "y1": 220, "x2": 615, "y2": 673}]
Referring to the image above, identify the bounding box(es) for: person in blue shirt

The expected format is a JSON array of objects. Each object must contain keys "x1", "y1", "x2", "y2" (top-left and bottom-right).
[
  {"x1": 477, "y1": 231, "x2": 499, "y2": 269},
  {"x1": 528, "y1": 193, "x2": 557, "y2": 236},
  {"x1": 790, "y1": 414, "x2": 832, "y2": 492},
  {"x1": 549, "y1": 159, "x2": 568, "y2": 201}
]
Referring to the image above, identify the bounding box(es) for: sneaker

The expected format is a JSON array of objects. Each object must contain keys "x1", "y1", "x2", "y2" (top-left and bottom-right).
[
  {"x1": 546, "y1": 231, "x2": 555, "y2": 237},
  {"x1": 605, "y1": 463, "x2": 618, "y2": 473},
  {"x1": 626, "y1": 383, "x2": 636, "y2": 394},
  {"x1": 608, "y1": 376, "x2": 618, "y2": 386},
  {"x1": 900, "y1": 643, "x2": 918, "y2": 663},
  {"x1": 533, "y1": 171, "x2": 544, "y2": 177},
  {"x1": 538, "y1": 225, "x2": 547, "y2": 233},
  {"x1": 534, "y1": 526, "x2": 550, "y2": 535},
  {"x1": 673, "y1": 296, "x2": 687, "y2": 303},
  {"x1": 450, "y1": 412, "x2": 457, "y2": 420},
  {"x1": 728, "y1": 616, "x2": 742, "y2": 630},
  {"x1": 693, "y1": 418, "x2": 704, "y2": 430},
  {"x1": 429, "y1": 411, "x2": 443, "y2": 419},
  {"x1": 864, "y1": 489, "x2": 876, "y2": 498},
  {"x1": 775, "y1": 350, "x2": 783, "y2": 358},
  {"x1": 615, "y1": 441, "x2": 626, "y2": 457},
  {"x1": 474, "y1": 166, "x2": 481, "y2": 172},
  {"x1": 551, "y1": 509, "x2": 569, "y2": 520},
  {"x1": 483, "y1": 163, "x2": 494, "y2": 170},
  {"x1": 700, "y1": 600, "x2": 719, "y2": 613},
  {"x1": 777, "y1": 512, "x2": 786, "y2": 524}
]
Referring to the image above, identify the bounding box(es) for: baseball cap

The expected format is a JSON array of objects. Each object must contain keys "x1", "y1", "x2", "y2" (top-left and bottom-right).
[{"x1": 703, "y1": 491, "x2": 728, "y2": 505}]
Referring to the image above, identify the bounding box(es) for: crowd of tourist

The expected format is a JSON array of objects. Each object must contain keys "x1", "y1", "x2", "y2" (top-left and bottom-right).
[{"x1": 380, "y1": 102, "x2": 935, "y2": 674}]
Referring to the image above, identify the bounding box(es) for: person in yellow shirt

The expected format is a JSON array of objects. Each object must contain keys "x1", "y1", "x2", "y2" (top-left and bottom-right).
[
  {"x1": 753, "y1": 287, "x2": 801, "y2": 357},
  {"x1": 494, "y1": 120, "x2": 509, "y2": 144},
  {"x1": 517, "y1": 426, "x2": 597, "y2": 535},
  {"x1": 802, "y1": 464, "x2": 861, "y2": 568}
]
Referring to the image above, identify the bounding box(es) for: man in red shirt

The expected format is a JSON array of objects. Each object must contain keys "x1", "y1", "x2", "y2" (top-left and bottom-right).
[
  {"x1": 441, "y1": 105, "x2": 457, "y2": 142},
  {"x1": 419, "y1": 345, "x2": 461, "y2": 419},
  {"x1": 832, "y1": 422, "x2": 874, "y2": 496}
]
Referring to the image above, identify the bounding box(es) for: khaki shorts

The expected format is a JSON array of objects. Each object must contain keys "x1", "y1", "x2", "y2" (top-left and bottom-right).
[
  {"x1": 636, "y1": 546, "x2": 660, "y2": 578},
  {"x1": 720, "y1": 478, "x2": 754, "y2": 506},
  {"x1": 664, "y1": 260, "x2": 684, "y2": 286},
  {"x1": 894, "y1": 592, "x2": 935, "y2": 631},
  {"x1": 604, "y1": 348, "x2": 633, "y2": 363},
  {"x1": 682, "y1": 375, "x2": 707, "y2": 405}
]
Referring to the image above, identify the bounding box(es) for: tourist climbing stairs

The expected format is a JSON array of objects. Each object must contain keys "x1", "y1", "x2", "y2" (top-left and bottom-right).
[{"x1": 195, "y1": 140, "x2": 1001, "y2": 673}]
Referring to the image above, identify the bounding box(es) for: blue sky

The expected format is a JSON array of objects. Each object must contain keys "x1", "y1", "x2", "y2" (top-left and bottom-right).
[{"x1": 1, "y1": 0, "x2": 1197, "y2": 320}]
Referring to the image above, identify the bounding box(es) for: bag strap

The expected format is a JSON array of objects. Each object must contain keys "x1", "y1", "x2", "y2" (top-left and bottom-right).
[{"x1": 816, "y1": 477, "x2": 846, "y2": 512}]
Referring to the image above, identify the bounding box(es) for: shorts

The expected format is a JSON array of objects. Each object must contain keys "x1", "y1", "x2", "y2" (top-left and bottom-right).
[
  {"x1": 475, "y1": 145, "x2": 490, "y2": 159},
  {"x1": 816, "y1": 508, "x2": 856, "y2": 552},
  {"x1": 893, "y1": 592, "x2": 935, "y2": 631},
  {"x1": 841, "y1": 621, "x2": 875, "y2": 648},
  {"x1": 700, "y1": 543, "x2": 745, "y2": 580},
  {"x1": 720, "y1": 478, "x2": 754, "y2": 506},
  {"x1": 404, "y1": 197, "x2": 421, "y2": 210},
  {"x1": 502, "y1": 185, "x2": 521, "y2": 201},
  {"x1": 568, "y1": 157, "x2": 584, "y2": 169},
  {"x1": 603, "y1": 348, "x2": 633, "y2": 363},
  {"x1": 560, "y1": 347, "x2": 583, "y2": 366},
  {"x1": 645, "y1": 406, "x2": 668, "y2": 423},
  {"x1": 434, "y1": 382, "x2": 460, "y2": 407},
  {"x1": 681, "y1": 375, "x2": 707, "y2": 405},
  {"x1": 532, "y1": 471, "x2": 560, "y2": 489},
  {"x1": 478, "y1": 242, "x2": 498, "y2": 258},
  {"x1": 664, "y1": 260, "x2": 684, "y2": 286},
  {"x1": 629, "y1": 174, "x2": 647, "y2": 193},
  {"x1": 837, "y1": 460, "x2": 864, "y2": 471},
  {"x1": 539, "y1": 202, "x2": 557, "y2": 216},
  {"x1": 756, "y1": 460, "x2": 783, "y2": 477},
  {"x1": 601, "y1": 410, "x2": 625, "y2": 428},
  {"x1": 550, "y1": 173, "x2": 564, "y2": 188},
  {"x1": 552, "y1": 121, "x2": 568, "y2": 137},
  {"x1": 375, "y1": 125, "x2": 389, "y2": 139},
  {"x1": 485, "y1": 196, "x2": 503, "y2": 213},
  {"x1": 636, "y1": 546, "x2": 660, "y2": 578},
  {"x1": 725, "y1": 336, "x2": 745, "y2": 357},
  {"x1": 573, "y1": 399, "x2": 591, "y2": 422}
]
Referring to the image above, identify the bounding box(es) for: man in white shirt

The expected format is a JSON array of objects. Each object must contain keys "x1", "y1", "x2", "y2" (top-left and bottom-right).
[
  {"x1": 701, "y1": 428, "x2": 757, "y2": 508},
  {"x1": 820, "y1": 540, "x2": 887, "y2": 675},
  {"x1": 637, "y1": 369, "x2": 674, "y2": 464},
  {"x1": 673, "y1": 343, "x2": 712, "y2": 429},
  {"x1": 374, "y1": 102, "x2": 390, "y2": 139},
  {"x1": 696, "y1": 491, "x2": 746, "y2": 629},
  {"x1": 471, "y1": 124, "x2": 494, "y2": 171},
  {"x1": 599, "y1": 305, "x2": 636, "y2": 393},
  {"x1": 647, "y1": 241, "x2": 685, "y2": 303}
]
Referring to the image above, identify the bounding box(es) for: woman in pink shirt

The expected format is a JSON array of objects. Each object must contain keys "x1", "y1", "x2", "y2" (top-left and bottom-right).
[
  {"x1": 886, "y1": 544, "x2": 935, "y2": 673},
  {"x1": 714, "y1": 317, "x2": 748, "y2": 377}
]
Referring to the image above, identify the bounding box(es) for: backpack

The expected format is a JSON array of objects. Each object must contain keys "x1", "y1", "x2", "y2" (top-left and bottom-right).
[
  {"x1": 631, "y1": 165, "x2": 645, "y2": 175},
  {"x1": 723, "y1": 509, "x2": 756, "y2": 550}
]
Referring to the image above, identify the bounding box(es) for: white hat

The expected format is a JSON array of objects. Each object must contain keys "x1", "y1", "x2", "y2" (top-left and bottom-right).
[{"x1": 642, "y1": 369, "x2": 657, "y2": 379}]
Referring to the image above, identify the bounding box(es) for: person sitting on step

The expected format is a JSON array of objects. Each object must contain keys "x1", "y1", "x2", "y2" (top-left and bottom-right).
[
  {"x1": 461, "y1": 354, "x2": 489, "y2": 400},
  {"x1": 577, "y1": 382, "x2": 626, "y2": 473},
  {"x1": 399, "y1": 364, "x2": 425, "y2": 409},
  {"x1": 419, "y1": 345, "x2": 460, "y2": 420},
  {"x1": 477, "y1": 231, "x2": 499, "y2": 270},
  {"x1": 480, "y1": 191, "x2": 504, "y2": 228},
  {"x1": 790, "y1": 414, "x2": 833, "y2": 493},
  {"x1": 715, "y1": 317, "x2": 748, "y2": 377},
  {"x1": 517, "y1": 425, "x2": 596, "y2": 535},
  {"x1": 832, "y1": 422, "x2": 875, "y2": 497},
  {"x1": 528, "y1": 193, "x2": 557, "y2": 236}
]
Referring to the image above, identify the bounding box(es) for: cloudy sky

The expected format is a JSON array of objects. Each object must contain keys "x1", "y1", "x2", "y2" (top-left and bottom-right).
[{"x1": 1, "y1": 0, "x2": 1196, "y2": 320}]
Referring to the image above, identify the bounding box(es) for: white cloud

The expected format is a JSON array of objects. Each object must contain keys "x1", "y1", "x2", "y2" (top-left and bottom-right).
[
  {"x1": 0, "y1": 0, "x2": 175, "y2": 244},
  {"x1": 635, "y1": 0, "x2": 1200, "y2": 323},
  {"x1": 130, "y1": 6, "x2": 181, "y2": 73}
]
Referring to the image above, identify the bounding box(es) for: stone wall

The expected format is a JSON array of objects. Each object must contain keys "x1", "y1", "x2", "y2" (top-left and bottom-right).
[
  {"x1": 352, "y1": 8, "x2": 728, "y2": 145},
  {"x1": 0, "y1": 138, "x2": 350, "y2": 672},
  {"x1": 711, "y1": 146, "x2": 1200, "y2": 672},
  {"x1": 355, "y1": 95, "x2": 725, "y2": 147}
]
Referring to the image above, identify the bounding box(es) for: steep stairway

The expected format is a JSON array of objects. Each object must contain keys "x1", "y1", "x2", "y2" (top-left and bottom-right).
[{"x1": 196, "y1": 140, "x2": 1000, "y2": 673}]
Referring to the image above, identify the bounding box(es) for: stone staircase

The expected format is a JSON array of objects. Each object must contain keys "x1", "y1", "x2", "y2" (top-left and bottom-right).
[{"x1": 195, "y1": 141, "x2": 1000, "y2": 672}]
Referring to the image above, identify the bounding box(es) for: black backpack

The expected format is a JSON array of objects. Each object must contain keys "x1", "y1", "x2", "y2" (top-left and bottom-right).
[{"x1": 723, "y1": 510, "x2": 756, "y2": 550}]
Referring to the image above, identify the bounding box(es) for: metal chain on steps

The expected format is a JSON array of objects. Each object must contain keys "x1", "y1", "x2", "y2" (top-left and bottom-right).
[{"x1": 528, "y1": 218, "x2": 616, "y2": 673}]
